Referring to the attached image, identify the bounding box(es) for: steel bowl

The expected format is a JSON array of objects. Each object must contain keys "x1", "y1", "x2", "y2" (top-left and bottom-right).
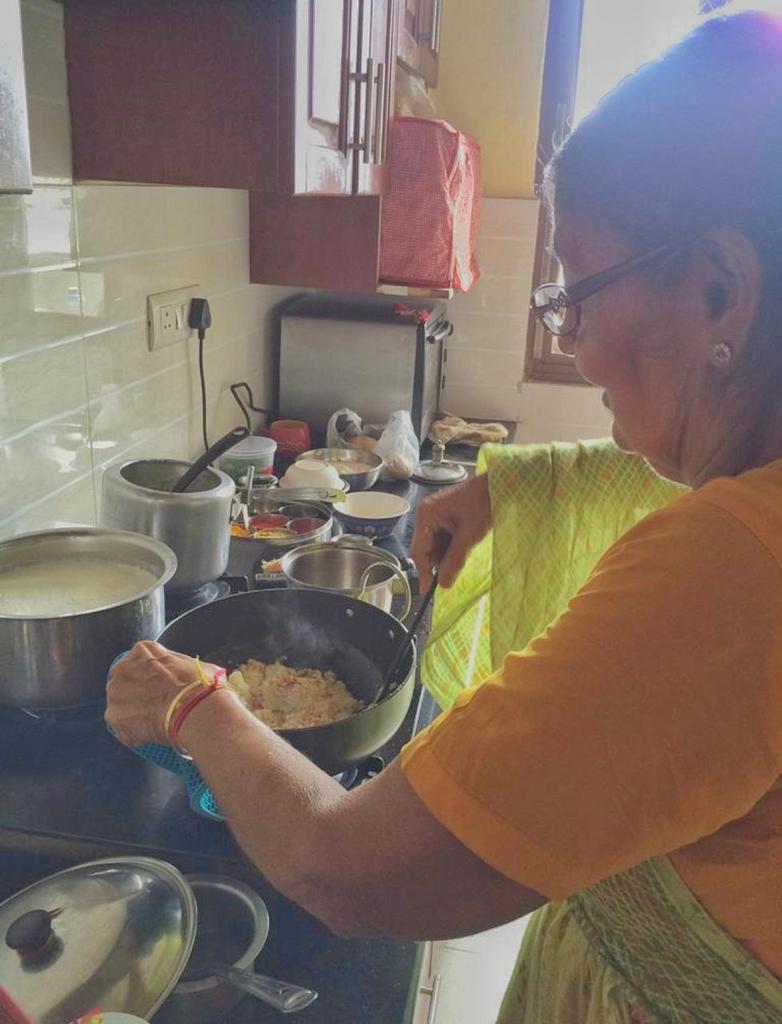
[
  {"x1": 0, "y1": 528, "x2": 176, "y2": 712},
  {"x1": 296, "y1": 448, "x2": 383, "y2": 491}
]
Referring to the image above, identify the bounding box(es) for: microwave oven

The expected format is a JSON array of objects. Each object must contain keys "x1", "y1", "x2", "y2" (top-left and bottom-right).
[{"x1": 276, "y1": 294, "x2": 452, "y2": 445}]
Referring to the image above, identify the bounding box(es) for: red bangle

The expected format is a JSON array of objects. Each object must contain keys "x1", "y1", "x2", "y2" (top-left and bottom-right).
[{"x1": 169, "y1": 668, "x2": 228, "y2": 747}]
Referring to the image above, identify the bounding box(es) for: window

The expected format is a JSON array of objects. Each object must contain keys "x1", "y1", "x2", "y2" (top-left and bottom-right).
[{"x1": 524, "y1": 0, "x2": 735, "y2": 383}]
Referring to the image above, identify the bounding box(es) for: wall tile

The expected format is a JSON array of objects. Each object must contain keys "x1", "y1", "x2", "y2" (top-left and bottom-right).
[
  {"x1": 447, "y1": 311, "x2": 526, "y2": 352},
  {"x1": 74, "y1": 185, "x2": 249, "y2": 260},
  {"x1": 2, "y1": 476, "x2": 97, "y2": 538},
  {"x1": 480, "y1": 197, "x2": 540, "y2": 239},
  {"x1": 0, "y1": 409, "x2": 93, "y2": 523},
  {"x1": 0, "y1": 338, "x2": 89, "y2": 439},
  {"x1": 441, "y1": 382, "x2": 521, "y2": 422},
  {"x1": 0, "y1": 267, "x2": 82, "y2": 362},
  {"x1": 0, "y1": 187, "x2": 74, "y2": 271}
]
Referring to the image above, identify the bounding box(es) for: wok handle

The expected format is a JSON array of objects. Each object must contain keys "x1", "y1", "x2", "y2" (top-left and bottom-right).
[{"x1": 358, "y1": 562, "x2": 413, "y2": 623}]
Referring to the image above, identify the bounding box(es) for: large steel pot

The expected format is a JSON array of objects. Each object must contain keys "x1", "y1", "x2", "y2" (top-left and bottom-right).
[
  {"x1": 279, "y1": 538, "x2": 413, "y2": 620},
  {"x1": 0, "y1": 528, "x2": 176, "y2": 711},
  {"x1": 101, "y1": 459, "x2": 235, "y2": 593},
  {"x1": 157, "y1": 589, "x2": 416, "y2": 775}
]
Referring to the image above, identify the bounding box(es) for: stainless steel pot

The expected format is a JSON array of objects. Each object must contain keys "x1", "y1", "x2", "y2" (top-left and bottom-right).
[
  {"x1": 0, "y1": 528, "x2": 176, "y2": 711},
  {"x1": 155, "y1": 875, "x2": 270, "y2": 1024},
  {"x1": 279, "y1": 538, "x2": 413, "y2": 620},
  {"x1": 101, "y1": 459, "x2": 235, "y2": 593}
]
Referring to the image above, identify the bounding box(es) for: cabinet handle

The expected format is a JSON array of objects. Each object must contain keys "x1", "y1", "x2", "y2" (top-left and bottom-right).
[
  {"x1": 431, "y1": 0, "x2": 441, "y2": 54},
  {"x1": 362, "y1": 56, "x2": 375, "y2": 163},
  {"x1": 419, "y1": 974, "x2": 442, "y2": 1024},
  {"x1": 373, "y1": 61, "x2": 386, "y2": 163},
  {"x1": 348, "y1": 57, "x2": 375, "y2": 162}
]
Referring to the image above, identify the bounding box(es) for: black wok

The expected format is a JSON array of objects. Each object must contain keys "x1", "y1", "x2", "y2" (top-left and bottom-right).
[{"x1": 157, "y1": 589, "x2": 416, "y2": 774}]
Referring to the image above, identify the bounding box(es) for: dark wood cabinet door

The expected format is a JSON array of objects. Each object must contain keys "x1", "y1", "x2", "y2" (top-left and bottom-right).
[
  {"x1": 397, "y1": 0, "x2": 440, "y2": 86},
  {"x1": 280, "y1": 0, "x2": 354, "y2": 195}
]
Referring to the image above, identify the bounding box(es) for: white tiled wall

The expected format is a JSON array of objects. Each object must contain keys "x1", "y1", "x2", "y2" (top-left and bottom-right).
[
  {"x1": 0, "y1": 0, "x2": 295, "y2": 539},
  {"x1": 443, "y1": 197, "x2": 612, "y2": 442}
]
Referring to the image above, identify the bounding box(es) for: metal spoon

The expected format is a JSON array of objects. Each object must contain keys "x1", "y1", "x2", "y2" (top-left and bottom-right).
[{"x1": 374, "y1": 567, "x2": 439, "y2": 706}]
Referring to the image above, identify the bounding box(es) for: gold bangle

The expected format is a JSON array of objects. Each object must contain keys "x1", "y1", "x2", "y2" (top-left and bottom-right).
[{"x1": 163, "y1": 680, "x2": 204, "y2": 742}]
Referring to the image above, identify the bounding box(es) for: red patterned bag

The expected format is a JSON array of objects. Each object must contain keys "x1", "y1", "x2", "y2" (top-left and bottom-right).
[{"x1": 380, "y1": 117, "x2": 481, "y2": 292}]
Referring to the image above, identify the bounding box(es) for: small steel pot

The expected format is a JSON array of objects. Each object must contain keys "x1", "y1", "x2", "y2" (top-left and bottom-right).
[
  {"x1": 279, "y1": 538, "x2": 413, "y2": 620},
  {"x1": 155, "y1": 875, "x2": 270, "y2": 1024},
  {"x1": 0, "y1": 528, "x2": 176, "y2": 711},
  {"x1": 101, "y1": 460, "x2": 235, "y2": 593}
]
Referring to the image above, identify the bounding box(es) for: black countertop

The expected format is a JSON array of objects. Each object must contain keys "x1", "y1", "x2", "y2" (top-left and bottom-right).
[{"x1": 0, "y1": 476, "x2": 449, "y2": 1024}]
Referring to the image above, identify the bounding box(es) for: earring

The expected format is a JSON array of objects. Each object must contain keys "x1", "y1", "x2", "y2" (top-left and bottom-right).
[{"x1": 712, "y1": 342, "x2": 733, "y2": 368}]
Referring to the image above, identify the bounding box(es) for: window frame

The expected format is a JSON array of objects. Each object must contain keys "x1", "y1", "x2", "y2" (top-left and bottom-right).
[{"x1": 524, "y1": 0, "x2": 587, "y2": 385}]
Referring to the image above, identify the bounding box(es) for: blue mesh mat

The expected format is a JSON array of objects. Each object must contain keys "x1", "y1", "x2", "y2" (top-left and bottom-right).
[{"x1": 107, "y1": 653, "x2": 224, "y2": 821}]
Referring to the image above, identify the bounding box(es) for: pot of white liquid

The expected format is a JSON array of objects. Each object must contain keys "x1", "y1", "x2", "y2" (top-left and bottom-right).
[{"x1": 0, "y1": 528, "x2": 176, "y2": 711}]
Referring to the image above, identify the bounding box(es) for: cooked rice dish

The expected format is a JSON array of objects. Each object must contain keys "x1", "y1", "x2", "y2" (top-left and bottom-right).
[{"x1": 228, "y1": 659, "x2": 364, "y2": 729}]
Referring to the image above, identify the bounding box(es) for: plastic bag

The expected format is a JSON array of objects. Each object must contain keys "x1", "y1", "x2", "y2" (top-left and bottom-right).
[
  {"x1": 326, "y1": 408, "x2": 363, "y2": 449},
  {"x1": 375, "y1": 411, "x2": 420, "y2": 481}
]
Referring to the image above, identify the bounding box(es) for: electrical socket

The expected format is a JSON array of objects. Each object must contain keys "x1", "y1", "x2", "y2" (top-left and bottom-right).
[{"x1": 147, "y1": 285, "x2": 200, "y2": 351}]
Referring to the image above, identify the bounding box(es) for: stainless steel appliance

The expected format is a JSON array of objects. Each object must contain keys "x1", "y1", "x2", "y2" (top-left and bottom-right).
[
  {"x1": 277, "y1": 293, "x2": 452, "y2": 445},
  {"x1": 0, "y1": 0, "x2": 32, "y2": 193},
  {"x1": 101, "y1": 459, "x2": 236, "y2": 594}
]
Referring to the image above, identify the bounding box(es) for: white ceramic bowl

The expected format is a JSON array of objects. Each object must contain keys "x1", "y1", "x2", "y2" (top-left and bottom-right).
[
  {"x1": 279, "y1": 458, "x2": 342, "y2": 490},
  {"x1": 333, "y1": 491, "x2": 411, "y2": 539}
]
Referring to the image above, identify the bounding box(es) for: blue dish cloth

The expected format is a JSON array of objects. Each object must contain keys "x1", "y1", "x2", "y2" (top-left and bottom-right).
[{"x1": 107, "y1": 652, "x2": 224, "y2": 822}]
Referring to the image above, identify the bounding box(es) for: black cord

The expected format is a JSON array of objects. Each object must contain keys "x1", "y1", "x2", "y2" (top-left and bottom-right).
[
  {"x1": 230, "y1": 381, "x2": 271, "y2": 433},
  {"x1": 189, "y1": 298, "x2": 213, "y2": 454},
  {"x1": 198, "y1": 328, "x2": 208, "y2": 453}
]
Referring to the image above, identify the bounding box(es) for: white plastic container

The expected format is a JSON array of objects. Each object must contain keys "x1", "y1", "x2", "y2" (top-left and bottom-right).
[{"x1": 217, "y1": 435, "x2": 277, "y2": 483}]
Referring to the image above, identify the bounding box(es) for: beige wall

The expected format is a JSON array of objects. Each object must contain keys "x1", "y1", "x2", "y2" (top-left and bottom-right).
[
  {"x1": 432, "y1": 0, "x2": 549, "y2": 198},
  {"x1": 443, "y1": 197, "x2": 612, "y2": 440},
  {"x1": 0, "y1": 0, "x2": 295, "y2": 539}
]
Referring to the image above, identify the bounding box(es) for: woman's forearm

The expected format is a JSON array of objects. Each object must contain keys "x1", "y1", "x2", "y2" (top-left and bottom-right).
[{"x1": 178, "y1": 691, "x2": 359, "y2": 929}]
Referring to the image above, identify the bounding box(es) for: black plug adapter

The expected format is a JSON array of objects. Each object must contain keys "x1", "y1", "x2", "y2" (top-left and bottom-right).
[{"x1": 188, "y1": 297, "x2": 212, "y2": 338}]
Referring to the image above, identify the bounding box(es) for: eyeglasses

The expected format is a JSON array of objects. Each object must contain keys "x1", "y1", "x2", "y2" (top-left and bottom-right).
[{"x1": 530, "y1": 243, "x2": 676, "y2": 337}]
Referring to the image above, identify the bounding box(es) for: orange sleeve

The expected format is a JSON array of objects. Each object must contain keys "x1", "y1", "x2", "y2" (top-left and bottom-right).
[{"x1": 401, "y1": 493, "x2": 782, "y2": 900}]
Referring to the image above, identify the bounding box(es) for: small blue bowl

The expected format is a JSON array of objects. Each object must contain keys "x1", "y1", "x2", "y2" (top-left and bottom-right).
[{"x1": 333, "y1": 491, "x2": 411, "y2": 540}]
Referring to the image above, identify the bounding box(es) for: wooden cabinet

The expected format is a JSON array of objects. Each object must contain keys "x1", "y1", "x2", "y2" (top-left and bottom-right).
[
  {"x1": 397, "y1": 0, "x2": 440, "y2": 86},
  {"x1": 250, "y1": 0, "x2": 398, "y2": 290},
  {"x1": 63, "y1": 0, "x2": 449, "y2": 293}
]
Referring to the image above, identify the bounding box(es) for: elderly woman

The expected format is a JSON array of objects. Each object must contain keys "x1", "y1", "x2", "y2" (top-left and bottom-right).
[{"x1": 107, "y1": 12, "x2": 782, "y2": 1023}]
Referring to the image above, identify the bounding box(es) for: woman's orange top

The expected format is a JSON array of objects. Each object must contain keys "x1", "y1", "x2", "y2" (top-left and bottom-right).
[{"x1": 402, "y1": 459, "x2": 782, "y2": 975}]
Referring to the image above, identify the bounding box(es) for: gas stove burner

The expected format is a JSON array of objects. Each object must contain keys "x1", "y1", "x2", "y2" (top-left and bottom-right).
[
  {"x1": 165, "y1": 574, "x2": 248, "y2": 621},
  {"x1": 337, "y1": 754, "x2": 385, "y2": 790}
]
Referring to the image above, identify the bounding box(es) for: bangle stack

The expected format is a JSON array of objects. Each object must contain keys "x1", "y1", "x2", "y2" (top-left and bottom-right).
[{"x1": 163, "y1": 657, "x2": 229, "y2": 755}]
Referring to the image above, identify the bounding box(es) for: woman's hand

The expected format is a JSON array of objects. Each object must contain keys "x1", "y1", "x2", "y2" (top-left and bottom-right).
[
  {"x1": 105, "y1": 640, "x2": 224, "y2": 748},
  {"x1": 411, "y1": 474, "x2": 492, "y2": 590}
]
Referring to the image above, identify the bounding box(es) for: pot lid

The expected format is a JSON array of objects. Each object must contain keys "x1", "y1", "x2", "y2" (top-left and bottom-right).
[
  {"x1": 0, "y1": 857, "x2": 197, "y2": 1023},
  {"x1": 413, "y1": 443, "x2": 467, "y2": 485}
]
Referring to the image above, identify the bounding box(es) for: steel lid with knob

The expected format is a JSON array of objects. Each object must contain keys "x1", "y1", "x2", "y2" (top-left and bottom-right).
[
  {"x1": 0, "y1": 858, "x2": 317, "y2": 1022},
  {"x1": 0, "y1": 858, "x2": 196, "y2": 1021}
]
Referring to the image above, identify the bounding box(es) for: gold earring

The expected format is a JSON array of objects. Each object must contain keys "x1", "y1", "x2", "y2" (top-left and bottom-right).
[{"x1": 713, "y1": 342, "x2": 733, "y2": 368}]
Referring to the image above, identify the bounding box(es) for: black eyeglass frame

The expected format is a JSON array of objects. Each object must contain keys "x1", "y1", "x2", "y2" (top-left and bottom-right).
[{"x1": 530, "y1": 242, "x2": 676, "y2": 337}]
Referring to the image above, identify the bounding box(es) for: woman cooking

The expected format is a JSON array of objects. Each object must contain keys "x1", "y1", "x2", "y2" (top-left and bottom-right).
[{"x1": 107, "y1": 13, "x2": 782, "y2": 1023}]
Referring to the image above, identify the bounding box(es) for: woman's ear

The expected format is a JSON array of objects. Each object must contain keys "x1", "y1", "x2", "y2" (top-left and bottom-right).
[{"x1": 695, "y1": 228, "x2": 762, "y2": 363}]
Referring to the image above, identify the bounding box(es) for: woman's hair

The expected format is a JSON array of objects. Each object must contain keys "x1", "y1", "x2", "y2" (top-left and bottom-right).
[
  {"x1": 546, "y1": 12, "x2": 782, "y2": 246},
  {"x1": 545, "y1": 11, "x2": 782, "y2": 364}
]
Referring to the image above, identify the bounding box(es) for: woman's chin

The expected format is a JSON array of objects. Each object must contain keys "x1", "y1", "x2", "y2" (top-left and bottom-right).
[{"x1": 610, "y1": 420, "x2": 635, "y2": 453}]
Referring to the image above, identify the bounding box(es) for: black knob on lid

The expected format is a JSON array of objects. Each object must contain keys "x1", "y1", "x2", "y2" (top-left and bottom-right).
[{"x1": 6, "y1": 908, "x2": 56, "y2": 956}]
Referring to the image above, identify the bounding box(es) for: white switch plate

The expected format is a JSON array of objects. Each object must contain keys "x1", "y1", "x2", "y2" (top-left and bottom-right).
[{"x1": 147, "y1": 285, "x2": 200, "y2": 351}]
